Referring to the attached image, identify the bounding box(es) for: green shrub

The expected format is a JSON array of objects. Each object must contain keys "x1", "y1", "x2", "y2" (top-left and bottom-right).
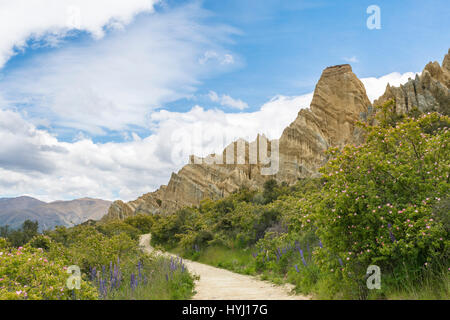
[
  {"x1": 312, "y1": 111, "x2": 449, "y2": 298},
  {"x1": 0, "y1": 244, "x2": 98, "y2": 300}
]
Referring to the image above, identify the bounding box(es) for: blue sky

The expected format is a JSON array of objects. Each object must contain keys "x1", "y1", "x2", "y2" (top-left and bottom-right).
[
  {"x1": 165, "y1": 0, "x2": 450, "y2": 111},
  {"x1": 0, "y1": 0, "x2": 448, "y2": 201}
]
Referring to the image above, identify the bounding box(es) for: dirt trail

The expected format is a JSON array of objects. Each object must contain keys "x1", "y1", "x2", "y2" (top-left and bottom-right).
[{"x1": 139, "y1": 234, "x2": 310, "y2": 300}]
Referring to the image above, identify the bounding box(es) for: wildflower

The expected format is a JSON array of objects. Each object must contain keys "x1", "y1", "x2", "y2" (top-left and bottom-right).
[
  {"x1": 318, "y1": 240, "x2": 323, "y2": 248},
  {"x1": 130, "y1": 273, "x2": 136, "y2": 290},
  {"x1": 294, "y1": 265, "x2": 299, "y2": 273},
  {"x1": 387, "y1": 224, "x2": 396, "y2": 242},
  {"x1": 138, "y1": 261, "x2": 143, "y2": 279},
  {"x1": 298, "y1": 249, "x2": 307, "y2": 266}
]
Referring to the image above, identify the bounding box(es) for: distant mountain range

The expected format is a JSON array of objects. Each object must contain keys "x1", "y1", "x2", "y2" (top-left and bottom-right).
[{"x1": 0, "y1": 196, "x2": 111, "y2": 230}]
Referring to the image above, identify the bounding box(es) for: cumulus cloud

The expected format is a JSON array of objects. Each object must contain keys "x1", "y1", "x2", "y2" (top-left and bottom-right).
[
  {"x1": 0, "y1": 2, "x2": 239, "y2": 134},
  {"x1": 0, "y1": 68, "x2": 416, "y2": 202},
  {"x1": 0, "y1": 0, "x2": 158, "y2": 68},
  {"x1": 361, "y1": 71, "x2": 418, "y2": 102},
  {"x1": 208, "y1": 91, "x2": 249, "y2": 110},
  {"x1": 0, "y1": 93, "x2": 311, "y2": 202},
  {"x1": 0, "y1": 1, "x2": 418, "y2": 203}
]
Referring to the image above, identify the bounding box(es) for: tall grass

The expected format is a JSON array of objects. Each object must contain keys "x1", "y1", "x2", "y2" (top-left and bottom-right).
[
  {"x1": 173, "y1": 245, "x2": 256, "y2": 275},
  {"x1": 369, "y1": 261, "x2": 449, "y2": 300},
  {"x1": 90, "y1": 255, "x2": 195, "y2": 300}
]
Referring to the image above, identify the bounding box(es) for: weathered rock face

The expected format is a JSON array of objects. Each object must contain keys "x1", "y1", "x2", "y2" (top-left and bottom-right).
[
  {"x1": 374, "y1": 49, "x2": 450, "y2": 115},
  {"x1": 104, "y1": 49, "x2": 450, "y2": 221},
  {"x1": 276, "y1": 64, "x2": 370, "y2": 184},
  {"x1": 102, "y1": 63, "x2": 371, "y2": 221}
]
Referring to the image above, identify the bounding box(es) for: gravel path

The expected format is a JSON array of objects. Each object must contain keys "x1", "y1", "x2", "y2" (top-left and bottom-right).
[{"x1": 139, "y1": 234, "x2": 310, "y2": 300}]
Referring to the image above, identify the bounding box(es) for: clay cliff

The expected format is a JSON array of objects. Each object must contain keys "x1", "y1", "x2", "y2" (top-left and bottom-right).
[
  {"x1": 104, "y1": 50, "x2": 450, "y2": 221},
  {"x1": 374, "y1": 49, "x2": 450, "y2": 116},
  {"x1": 104, "y1": 63, "x2": 370, "y2": 220}
]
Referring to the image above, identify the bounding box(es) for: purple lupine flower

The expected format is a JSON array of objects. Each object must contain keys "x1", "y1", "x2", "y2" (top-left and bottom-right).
[
  {"x1": 294, "y1": 264, "x2": 300, "y2": 273},
  {"x1": 318, "y1": 240, "x2": 323, "y2": 248},
  {"x1": 99, "y1": 279, "x2": 107, "y2": 298},
  {"x1": 252, "y1": 252, "x2": 257, "y2": 258},
  {"x1": 388, "y1": 223, "x2": 396, "y2": 242},
  {"x1": 90, "y1": 266, "x2": 97, "y2": 281},
  {"x1": 338, "y1": 257, "x2": 344, "y2": 267},
  {"x1": 130, "y1": 273, "x2": 135, "y2": 290},
  {"x1": 165, "y1": 274, "x2": 169, "y2": 282},
  {"x1": 138, "y1": 261, "x2": 143, "y2": 280},
  {"x1": 299, "y1": 249, "x2": 307, "y2": 266}
]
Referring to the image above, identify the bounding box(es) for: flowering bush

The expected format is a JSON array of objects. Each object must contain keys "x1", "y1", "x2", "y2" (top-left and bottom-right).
[
  {"x1": 0, "y1": 244, "x2": 98, "y2": 300},
  {"x1": 312, "y1": 111, "x2": 449, "y2": 295}
]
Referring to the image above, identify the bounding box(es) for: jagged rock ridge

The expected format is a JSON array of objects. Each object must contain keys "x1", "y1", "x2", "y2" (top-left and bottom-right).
[
  {"x1": 374, "y1": 49, "x2": 450, "y2": 116},
  {"x1": 104, "y1": 49, "x2": 450, "y2": 221},
  {"x1": 104, "y1": 63, "x2": 370, "y2": 220}
]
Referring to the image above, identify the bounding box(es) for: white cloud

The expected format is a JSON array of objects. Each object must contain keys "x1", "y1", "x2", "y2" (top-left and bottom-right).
[
  {"x1": 0, "y1": 1, "x2": 419, "y2": 204},
  {"x1": 208, "y1": 91, "x2": 249, "y2": 110},
  {"x1": 343, "y1": 56, "x2": 359, "y2": 63},
  {"x1": 361, "y1": 71, "x2": 418, "y2": 102},
  {"x1": 0, "y1": 93, "x2": 311, "y2": 202},
  {"x1": 199, "y1": 51, "x2": 235, "y2": 65},
  {"x1": 0, "y1": 69, "x2": 417, "y2": 202},
  {"x1": 0, "y1": 0, "x2": 159, "y2": 68},
  {"x1": 0, "y1": 2, "x2": 239, "y2": 135}
]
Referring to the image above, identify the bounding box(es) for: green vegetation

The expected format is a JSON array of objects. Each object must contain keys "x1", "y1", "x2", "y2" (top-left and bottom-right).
[
  {"x1": 1, "y1": 100, "x2": 448, "y2": 300},
  {"x1": 0, "y1": 220, "x2": 39, "y2": 247},
  {"x1": 150, "y1": 101, "x2": 450, "y2": 300},
  {"x1": 0, "y1": 214, "x2": 195, "y2": 300}
]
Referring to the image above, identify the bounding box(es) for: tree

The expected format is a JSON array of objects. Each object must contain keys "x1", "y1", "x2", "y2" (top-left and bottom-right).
[
  {"x1": 263, "y1": 179, "x2": 279, "y2": 204},
  {"x1": 6, "y1": 220, "x2": 39, "y2": 247}
]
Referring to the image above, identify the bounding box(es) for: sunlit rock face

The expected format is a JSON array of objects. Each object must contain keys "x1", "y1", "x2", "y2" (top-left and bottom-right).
[
  {"x1": 103, "y1": 50, "x2": 450, "y2": 221},
  {"x1": 374, "y1": 49, "x2": 450, "y2": 116}
]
